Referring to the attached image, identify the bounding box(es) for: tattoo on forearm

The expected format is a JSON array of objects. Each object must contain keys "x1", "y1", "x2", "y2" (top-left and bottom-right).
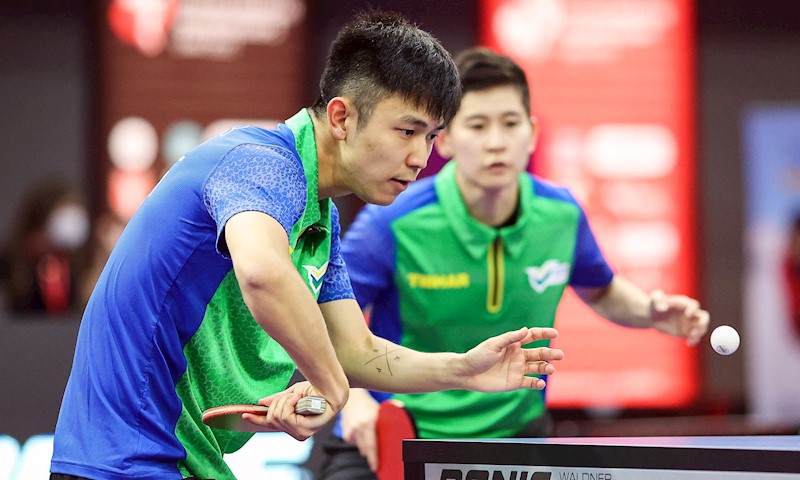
[{"x1": 364, "y1": 342, "x2": 403, "y2": 375}]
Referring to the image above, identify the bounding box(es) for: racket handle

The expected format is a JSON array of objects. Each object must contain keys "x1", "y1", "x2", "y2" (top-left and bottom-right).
[{"x1": 296, "y1": 395, "x2": 326, "y2": 415}]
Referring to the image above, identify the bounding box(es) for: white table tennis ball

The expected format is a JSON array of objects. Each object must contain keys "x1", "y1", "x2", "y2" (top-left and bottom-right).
[{"x1": 710, "y1": 325, "x2": 740, "y2": 355}]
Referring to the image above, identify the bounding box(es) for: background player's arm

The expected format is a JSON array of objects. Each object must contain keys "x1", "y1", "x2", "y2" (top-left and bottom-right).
[
  {"x1": 225, "y1": 211, "x2": 350, "y2": 411},
  {"x1": 573, "y1": 276, "x2": 709, "y2": 345},
  {"x1": 339, "y1": 388, "x2": 381, "y2": 471},
  {"x1": 573, "y1": 276, "x2": 651, "y2": 328},
  {"x1": 319, "y1": 297, "x2": 563, "y2": 392}
]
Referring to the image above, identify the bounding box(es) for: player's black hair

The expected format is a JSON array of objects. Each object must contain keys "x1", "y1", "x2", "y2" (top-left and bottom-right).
[
  {"x1": 311, "y1": 10, "x2": 461, "y2": 128},
  {"x1": 453, "y1": 47, "x2": 532, "y2": 118}
]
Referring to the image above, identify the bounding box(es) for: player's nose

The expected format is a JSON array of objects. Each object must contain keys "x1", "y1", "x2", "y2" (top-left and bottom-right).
[
  {"x1": 407, "y1": 138, "x2": 430, "y2": 171},
  {"x1": 485, "y1": 123, "x2": 507, "y2": 151}
]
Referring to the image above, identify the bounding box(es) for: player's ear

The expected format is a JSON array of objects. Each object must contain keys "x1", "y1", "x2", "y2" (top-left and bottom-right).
[
  {"x1": 529, "y1": 115, "x2": 540, "y2": 155},
  {"x1": 434, "y1": 129, "x2": 454, "y2": 159},
  {"x1": 327, "y1": 97, "x2": 353, "y2": 141}
]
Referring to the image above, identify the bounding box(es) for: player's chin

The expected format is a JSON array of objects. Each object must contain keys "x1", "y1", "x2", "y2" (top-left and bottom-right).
[{"x1": 357, "y1": 187, "x2": 402, "y2": 206}]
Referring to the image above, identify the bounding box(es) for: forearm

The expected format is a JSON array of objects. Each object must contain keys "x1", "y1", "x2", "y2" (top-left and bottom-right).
[
  {"x1": 344, "y1": 335, "x2": 463, "y2": 393},
  {"x1": 226, "y1": 211, "x2": 349, "y2": 409},
  {"x1": 238, "y1": 264, "x2": 349, "y2": 408},
  {"x1": 322, "y1": 299, "x2": 562, "y2": 394},
  {"x1": 575, "y1": 276, "x2": 654, "y2": 329},
  {"x1": 320, "y1": 299, "x2": 466, "y2": 393}
]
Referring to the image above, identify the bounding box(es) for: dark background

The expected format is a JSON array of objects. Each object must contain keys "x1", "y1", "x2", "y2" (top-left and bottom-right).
[{"x1": 1, "y1": 0, "x2": 800, "y2": 469}]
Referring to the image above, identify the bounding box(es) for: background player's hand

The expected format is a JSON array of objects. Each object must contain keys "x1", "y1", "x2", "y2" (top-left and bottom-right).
[
  {"x1": 340, "y1": 389, "x2": 381, "y2": 472},
  {"x1": 649, "y1": 290, "x2": 710, "y2": 346},
  {"x1": 243, "y1": 381, "x2": 336, "y2": 441},
  {"x1": 460, "y1": 327, "x2": 563, "y2": 392}
]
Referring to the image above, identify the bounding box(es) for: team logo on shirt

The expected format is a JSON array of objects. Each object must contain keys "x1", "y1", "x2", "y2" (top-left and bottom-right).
[
  {"x1": 525, "y1": 260, "x2": 569, "y2": 293},
  {"x1": 303, "y1": 262, "x2": 328, "y2": 295}
]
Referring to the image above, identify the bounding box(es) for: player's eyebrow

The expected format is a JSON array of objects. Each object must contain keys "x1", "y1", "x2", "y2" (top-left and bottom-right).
[
  {"x1": 464, "y1": 111, "x2": 524, "y2": 122},
  {"x1": 399, "y1": 114, "x2": 445, "y2": 131}
]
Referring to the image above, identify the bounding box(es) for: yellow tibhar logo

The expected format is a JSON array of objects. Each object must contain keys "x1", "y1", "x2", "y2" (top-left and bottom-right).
[{"x1": 407, "y1": 272, "x2": 470, "y2": 289}]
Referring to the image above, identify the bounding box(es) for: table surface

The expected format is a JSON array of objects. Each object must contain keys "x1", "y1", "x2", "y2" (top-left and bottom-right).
[
  {"x1": 425, "y1": 435, "x2": 800, "y2": 450},
  {"x1": 403, "y1": 435, "x2": 800, "y2": 477}
]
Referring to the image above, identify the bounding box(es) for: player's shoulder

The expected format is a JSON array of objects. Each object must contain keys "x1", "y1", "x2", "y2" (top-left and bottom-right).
[
  {"x1": 186, "y1": 123, "x2": 300, "y2": 167},
  {"x1": 231, "y1": 124, "x2": 306, "y2": 171},
  {"x1": 527, "y1": 173, "x2": 580, "y2": 205},
  {"x1": 221, "y1": 122, "x2": 294, "y2": 145}
]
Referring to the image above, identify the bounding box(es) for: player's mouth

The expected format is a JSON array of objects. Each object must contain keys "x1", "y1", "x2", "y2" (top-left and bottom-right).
[
  {"x1": 390, "y1": 178, "x2": 411, "y2": 192},
  {"x1": 486, "y1": 162, "x2": 510, "y2": 173}
]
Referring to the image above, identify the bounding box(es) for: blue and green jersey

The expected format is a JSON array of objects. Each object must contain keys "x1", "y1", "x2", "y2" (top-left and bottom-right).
[
  {"x1": 51, "y1": 110, "x2": 354, "y2": 479},
  {"x1": 340, "y1": 161, "x2": 613, "y2": 438}
]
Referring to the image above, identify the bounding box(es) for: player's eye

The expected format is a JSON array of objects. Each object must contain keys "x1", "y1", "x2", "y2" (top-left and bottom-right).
[
  {"x1": 468, "y1": 124, "x2": 485, "y2": 131},
  {"x1": 428, "y1": 132, "x2": 439, "y2": 140},
  {"x1": 400, "y1": 129, "x2": 415, "y2": 137}
]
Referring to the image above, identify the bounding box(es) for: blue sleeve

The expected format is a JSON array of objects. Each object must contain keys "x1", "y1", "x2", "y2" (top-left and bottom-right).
[
  {"x1": 318, "y1": 203, "x2": 356, "y2": 303},
  {"x1": 202, "y1": 144, "x2": 306, "y2": 257},
  {"x1": 340, "y1": 204, "x2": 397, "y2": 309},
  {"x1": 570, "y1": 204, "x2": 615, "y2": 288}
]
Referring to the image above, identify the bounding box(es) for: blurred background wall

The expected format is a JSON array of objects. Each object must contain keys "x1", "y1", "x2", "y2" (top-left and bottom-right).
[
  {"x1": 1, "y1": 0, "x2": 800, "y2": 470},
  {"x1": 699, "y1": 0, "x2": 800, "y2": 418},
  {"x1": 0, "y1": 1, "x2": 90, "y2": 239}
]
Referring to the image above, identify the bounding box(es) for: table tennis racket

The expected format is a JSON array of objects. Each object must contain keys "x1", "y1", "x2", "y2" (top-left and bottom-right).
[
  {"x1": 376, "y1": 399, "x2": 418, "y2": 480},
  {"x1": 202, "y1": 395, "x2": 326, "y2": 432}
]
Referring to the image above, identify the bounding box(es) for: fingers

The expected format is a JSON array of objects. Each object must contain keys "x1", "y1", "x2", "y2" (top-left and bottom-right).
[
  {"x1": 651, "y1": 291, "x2": 700, "y2": 318},
  {"x1": 360, "y1": 429, "x2": 379, "y2": 472},
  {"x1": 487, "y1": 327, "x2": 559, "y2": 352},
  {"x1": 524, "y1": 346, "x2": 564, "y2": 362},
  {"x1": 523, "y1": 348, "x2": 563, "y2": 376},
  {"x1": 526, "y1": 360, "x2": 556, "y2": 376},
  {"x1": 341, "y1": 405, "x2": 380, "y2": 472},
  {"x1": 650, "y1": 289, "x2": 668, "y2": 312},
  {"x1": 649, "y1": 291, "x2": 711, "y2": 346},
  {"x1": 366, "y1": 444, "x2": 379, "y2": 472},
  {"x1": 671, "y1": 297, "x2": 702, "y2": 340},
  {"x1": 686, "y1": 308, "x2": 710, "y2": 346},
  {"x1": 522, "y1": 347, "x2": 564, "y2": 389},
  {"x1": 242, "y1": 393, "x2": 296, "y2": 434},
  {"x1": 496, "y1": 326, "x2": 532, "y2": 347},
  {"x1": 651, "y1": 290, "x2": 693, "y2": 311},
  {"x1": 257, "y1": 381, "x2": 317, "y2": 406},
  {"x1": 343, "y1": 425, "x2": 378, "y2": 470},
  {"x1": 245, "y1": 390, "x2": 332, "y2": 441},
  {"x1": 526, "y1": 327, "x2": 559, "y2": 342},
  {"x1": 473, "y1": 327, "x2": 553, "y2": 355},
  {"x1": 523, "y1": 376, "x2": 547, "y2": 390}
]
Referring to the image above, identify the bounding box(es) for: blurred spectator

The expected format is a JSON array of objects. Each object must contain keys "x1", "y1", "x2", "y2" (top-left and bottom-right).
[
  {"x1": 783, "y1": 212, "x2": 800, "y2": 338},
  {"x1": 0, "y1": 180, "x2": 90, "y2": 316}
]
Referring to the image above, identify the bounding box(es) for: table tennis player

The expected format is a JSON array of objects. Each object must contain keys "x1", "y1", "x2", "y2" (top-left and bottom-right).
[
  {"x1": 318, "y1": 47, "x2": 711, "y2": 479},
  {"x1": 48, "y1": 13, "x2": 564, "y2": 480}
]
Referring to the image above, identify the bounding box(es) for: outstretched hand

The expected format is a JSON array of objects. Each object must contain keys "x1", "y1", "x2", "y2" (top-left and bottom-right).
[
  {"x1": 649, "y1": 290, "x2": 710, "y2": 346},
  {"x1": 460, "y1": 327, "x2": 563, "y2": 392}
]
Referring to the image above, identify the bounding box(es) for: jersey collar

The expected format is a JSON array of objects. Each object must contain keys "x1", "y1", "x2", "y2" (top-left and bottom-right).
[
  {"x1": 435, "y1": 161, "x2": 533, "y2": 260},
  {"x1": 285, "y1": 108, "x2": 331, "y2": 242}
]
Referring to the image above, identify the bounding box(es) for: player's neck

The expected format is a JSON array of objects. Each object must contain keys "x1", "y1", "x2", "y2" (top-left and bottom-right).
[
  {"x1": 311, "y1": 113, "x2": 346, "y2": 200},
  {"x1": 457, "y1": 179, "x2": 520, "y2": 228}
]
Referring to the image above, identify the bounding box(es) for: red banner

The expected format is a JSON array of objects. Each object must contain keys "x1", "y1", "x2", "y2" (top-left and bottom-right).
[{"x1": 481, "y1": 0, "x2": 697, "y2": 408}]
